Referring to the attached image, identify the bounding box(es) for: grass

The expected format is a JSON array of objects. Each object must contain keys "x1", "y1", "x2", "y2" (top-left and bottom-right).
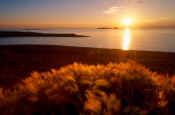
[
  {"x1": 0, "y1": 61, "x2": 175, "y2": 114},
  {"x1": 1, "y1": 45, "x2": 175, "y2": 88}
]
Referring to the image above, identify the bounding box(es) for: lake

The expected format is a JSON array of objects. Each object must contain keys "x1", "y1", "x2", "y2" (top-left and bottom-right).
[{"x1": 0, "y1": 28, "x2": 175, "y2": 52}]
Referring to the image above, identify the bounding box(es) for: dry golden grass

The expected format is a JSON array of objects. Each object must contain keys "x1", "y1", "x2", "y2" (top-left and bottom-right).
[{"x1": 0, "y1": 61, "x2": 175, "y2": 115}]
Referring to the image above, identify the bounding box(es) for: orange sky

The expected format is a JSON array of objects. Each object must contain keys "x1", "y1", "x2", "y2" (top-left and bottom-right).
[{"x1": 1, "y1": 0, "x2": 175, "y2": 29}]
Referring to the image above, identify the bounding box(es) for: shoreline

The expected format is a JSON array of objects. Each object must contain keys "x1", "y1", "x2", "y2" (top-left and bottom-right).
[
  {"x1": 1, "y1": 45, "x2": 175, "y2": 88},
  {"x1": 0, "y1": 31, "x2": 88, "y2": 37}
]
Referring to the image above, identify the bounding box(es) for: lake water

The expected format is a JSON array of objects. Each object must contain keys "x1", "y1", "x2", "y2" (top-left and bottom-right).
[{"x1": 1, "y1": 28, "x2": 175, "y2": 52}]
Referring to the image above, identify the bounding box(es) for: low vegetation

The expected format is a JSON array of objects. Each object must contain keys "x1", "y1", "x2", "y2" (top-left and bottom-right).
[{"x1": 0, "y1": 61, "x2": 175, "y2": 115}]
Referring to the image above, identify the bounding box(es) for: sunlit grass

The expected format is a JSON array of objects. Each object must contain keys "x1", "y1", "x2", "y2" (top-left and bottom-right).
[{"x1": 0, "y1": 61, "x2": 175, "y2": 114}]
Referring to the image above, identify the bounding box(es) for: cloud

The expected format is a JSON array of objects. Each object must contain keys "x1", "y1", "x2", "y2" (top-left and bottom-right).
[
  {"x1": 106, "y1": 0, "x2": 144, "y2": 4},
  {"x1": 104, "y1": 6, "x2": 122, "y2": 14},
  {"x1": 137, "y1": 0, "x2": 144, "y2": 4},
  {"x1": 104, "y1": 0, "x2": 144, "y2": 15}
]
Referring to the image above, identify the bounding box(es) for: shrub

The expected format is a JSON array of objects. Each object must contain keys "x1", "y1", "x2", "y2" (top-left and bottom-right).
[{"x1": 0, "y1": 61, "x2": 173, "y2": 115}]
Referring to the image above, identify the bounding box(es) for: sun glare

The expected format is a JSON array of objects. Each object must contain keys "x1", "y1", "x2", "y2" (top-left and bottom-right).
[{"x1": 123, "y1": 18, "x2": 133, "y2": 27}]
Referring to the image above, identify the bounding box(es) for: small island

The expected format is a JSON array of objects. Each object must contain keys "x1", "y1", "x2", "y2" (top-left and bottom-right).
[
  {"x1": 0, "y1": 31, "x2": 89, "y2": 38},
  {"x1": 96, "y1": 27, "x2": 119, "y2": 30}
]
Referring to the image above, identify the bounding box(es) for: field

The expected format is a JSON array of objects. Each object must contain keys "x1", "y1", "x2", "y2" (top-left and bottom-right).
[{"x1": 1, "y1": 45, "x2": 175, "y2": 88}]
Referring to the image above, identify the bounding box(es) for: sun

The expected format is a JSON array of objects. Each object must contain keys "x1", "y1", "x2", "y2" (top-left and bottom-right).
[{"x1": 123, "y1": 18, "x2": 133, "y2": 27}]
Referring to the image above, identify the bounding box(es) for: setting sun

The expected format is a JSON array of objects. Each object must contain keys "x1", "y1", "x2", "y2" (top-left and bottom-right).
[{"x1": 123, "y1": 18, "x2": 133, "y2": 27}]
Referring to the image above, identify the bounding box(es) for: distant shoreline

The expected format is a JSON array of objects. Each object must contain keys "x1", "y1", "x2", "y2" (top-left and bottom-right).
[
  {"x1": 96, "y1": 27, "x2": 119, "y2": 30},
  {"x1": 0, "y1": 31, "x2": 89, "y2": 38}
]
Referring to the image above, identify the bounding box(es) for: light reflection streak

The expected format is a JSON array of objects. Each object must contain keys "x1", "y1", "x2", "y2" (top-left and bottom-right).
[{"x1": 123, "y1": 28, "x2": 131, "y2": 50}]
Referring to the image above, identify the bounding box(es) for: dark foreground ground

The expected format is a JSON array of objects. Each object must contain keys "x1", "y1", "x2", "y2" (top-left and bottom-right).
[{"x1": 0, "y1": 45, "x2": 175, "y2": 88}]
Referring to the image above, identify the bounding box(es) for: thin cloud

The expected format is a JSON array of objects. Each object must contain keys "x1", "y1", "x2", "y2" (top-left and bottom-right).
[
  {"x1": 104, "y1": 0, "x2": 144, "y2": 15},
  {"x1": 104, "y1": 6, "x2": 122, "y2": 14},
  {"x1": 137, "y1": 0, "x2": 144, "y2": 4}
]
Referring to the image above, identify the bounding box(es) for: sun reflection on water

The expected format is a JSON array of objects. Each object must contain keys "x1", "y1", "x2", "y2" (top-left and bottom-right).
[{"x1": 123, "y1": 28, "x2": 131, "y2": 50}]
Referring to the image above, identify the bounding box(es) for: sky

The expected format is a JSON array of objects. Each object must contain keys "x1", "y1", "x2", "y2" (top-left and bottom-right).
[{"x1": 1, "y1": 0, "x2": 175, "y2": 28}]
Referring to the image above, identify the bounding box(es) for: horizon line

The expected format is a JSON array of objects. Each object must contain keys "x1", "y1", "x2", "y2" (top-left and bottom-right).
[{"x1": 1, "y1": 24, "x2": 175, "y2": 29}]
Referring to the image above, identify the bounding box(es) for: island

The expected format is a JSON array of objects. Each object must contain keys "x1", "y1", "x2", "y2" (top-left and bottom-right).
[
  {"x1": 96, "y1": 27, "x2": 119, "y2": 29},
  {"x1": 0, "y1": 31, "x2": 89, "y2": 38}
]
